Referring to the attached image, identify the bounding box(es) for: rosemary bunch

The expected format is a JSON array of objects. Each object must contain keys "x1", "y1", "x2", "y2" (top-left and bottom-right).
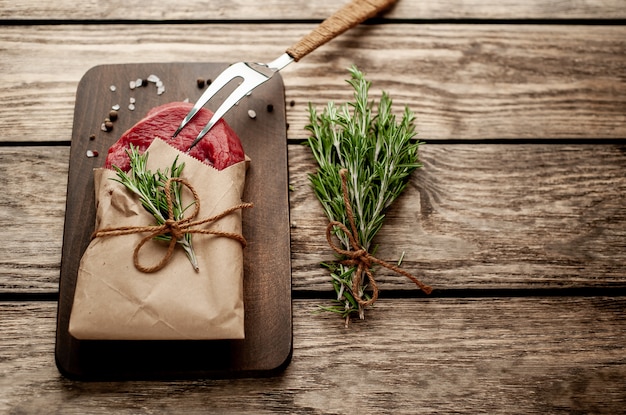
[
  {"x1": 306, "y1": 66, "x2": 422, "y2": 320},
  {"x1": 111, "y1": 145, "x2": 199, "y2": 271}
]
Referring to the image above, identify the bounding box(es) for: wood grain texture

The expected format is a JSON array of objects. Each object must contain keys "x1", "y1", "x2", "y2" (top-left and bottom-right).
[
  {"x1": 1, "y1": 0, "x2": 624, "y2": 20},
  {"x1": 2, "y1": 144, "x2": 625, "y2": 293},
  {"x1": 1, "y1": 299, "x2": 625, "y2": 414},
  {"x1": 290, "y1": 143, "x2": 626, "y2": 290},
  {"x1": 0, "y1": 24, "x2": 624, "y2": 142},
  {"x1": 0, "y1": 147, "x2": 68, "y2": 290},
  {"x1": 2, "y1": 0, "x2": 625, "y2": 411}
]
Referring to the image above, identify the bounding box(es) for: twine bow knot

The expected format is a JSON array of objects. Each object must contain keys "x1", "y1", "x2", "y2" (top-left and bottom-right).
[
  {"x1": 94, "y1": 177, "x2": 252, "y2": 273},
  {"x1": 326, "y1": 169, "x2": 432, "y2": 307},
  {"x1": 164, "y1": 218, "x2": 183, "y2": 240}
]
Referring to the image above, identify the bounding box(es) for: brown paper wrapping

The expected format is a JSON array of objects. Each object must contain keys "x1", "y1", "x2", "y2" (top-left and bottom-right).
[{"x1": 68, "y1": 138, "x2": 249, "y2": 340}]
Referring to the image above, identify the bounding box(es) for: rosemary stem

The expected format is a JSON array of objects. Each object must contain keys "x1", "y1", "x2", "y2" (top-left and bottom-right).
[{"x1": 179, "y1": 236, "x2": 199, "y2": 272}]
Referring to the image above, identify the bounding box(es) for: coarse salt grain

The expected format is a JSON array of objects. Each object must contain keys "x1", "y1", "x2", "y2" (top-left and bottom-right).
[
  {"x1": 248, "y1": 109, "x2": 257, "y2": 119},
  {"x1": 86, "y1": 150, "x2": 98, "y2": 158},
  {"x1": 102, "y1": 74, "x2": 165, "y2": 130}
]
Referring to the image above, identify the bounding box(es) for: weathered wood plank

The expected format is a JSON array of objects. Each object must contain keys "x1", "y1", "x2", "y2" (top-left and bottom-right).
[
  {"x1": 1, "y1": 298, "x2": 625, "y2": 413},
  {"x1": 1, "y1": 0, "x2": 624, "y2": 20},
  {"x1": 290, "y1": 143, "x2": 626, "y2": 290},
  {"x1": 0, "y1": 147, "x2": 67, "y2": 291},
  {"x1": 1, "y1": 144, "x2": 625, "y2": 293},
  {"x1": 0, "y1": 24, "x2": 624, "y2": 142}
]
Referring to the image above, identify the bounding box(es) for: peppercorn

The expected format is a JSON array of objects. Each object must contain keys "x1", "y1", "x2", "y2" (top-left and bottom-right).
[
  {"x1": 197, "y1": 78, "x2": 205, "y2": 88},
  {"x1": 109, "y1": 110, "x2": 118, "y2": 121}
]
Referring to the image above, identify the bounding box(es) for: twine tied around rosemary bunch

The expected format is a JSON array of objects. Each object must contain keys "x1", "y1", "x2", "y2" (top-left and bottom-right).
[
  {"x1": 325, "y1": 169, "x2": 432, "y2": 307},
  {"x1": 94, "y1": 177, "x2": 252, "y2": 273}
]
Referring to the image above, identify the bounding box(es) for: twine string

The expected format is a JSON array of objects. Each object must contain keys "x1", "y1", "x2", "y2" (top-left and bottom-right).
[
  {"x1": 93, "y1": 177, "x2": 252, "y2": 273},
  {"x1": 325, "y1": 169, "x2": 432, "y2": 307}
]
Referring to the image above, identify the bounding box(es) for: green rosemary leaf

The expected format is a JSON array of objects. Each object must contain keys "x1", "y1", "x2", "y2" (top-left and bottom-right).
[{"x1": 306, "y1": 65, "x2": 423, "y2": 320}]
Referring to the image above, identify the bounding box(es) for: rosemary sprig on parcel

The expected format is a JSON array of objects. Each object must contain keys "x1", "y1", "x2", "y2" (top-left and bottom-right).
[
  {"x1": 306, "y1": 66, "x2": 425, "y2": 321},
  {"x1": 111, "y1": 145, "x2": 199, "y2": 271}
]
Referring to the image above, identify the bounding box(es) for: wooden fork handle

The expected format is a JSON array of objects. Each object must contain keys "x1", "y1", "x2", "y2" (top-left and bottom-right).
[{"x1": 285, "y1": 0, "x2": 397, "y2": 62}]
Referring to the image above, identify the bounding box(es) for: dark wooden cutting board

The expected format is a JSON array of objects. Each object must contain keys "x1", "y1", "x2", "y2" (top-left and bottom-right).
[{"x1": 55, "y1": 62, "x2": 292, "y2": 380}]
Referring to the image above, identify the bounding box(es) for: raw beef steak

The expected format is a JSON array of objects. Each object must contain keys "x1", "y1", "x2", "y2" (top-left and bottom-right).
[{"x1": 105, "y1": 102, "x2": 245, "y2": 171}]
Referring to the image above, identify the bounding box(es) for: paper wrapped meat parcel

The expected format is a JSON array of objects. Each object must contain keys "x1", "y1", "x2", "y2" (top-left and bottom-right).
[{"x1": 69, "y1": 102, "x2": 251, "y2": 340}]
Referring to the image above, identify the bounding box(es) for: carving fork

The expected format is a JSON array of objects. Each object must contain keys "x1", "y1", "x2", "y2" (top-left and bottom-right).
[{"x1": 174, "y1": 0, "x2": 397, "y2": 150}]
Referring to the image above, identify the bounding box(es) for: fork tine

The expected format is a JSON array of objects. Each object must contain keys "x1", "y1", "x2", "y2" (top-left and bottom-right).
[
  {"x1": 185, "y1": 63, "x2": 271, "y2": 151},
  {"x1": 172, "y1": 64, "x2": 245, "y2": 138}
]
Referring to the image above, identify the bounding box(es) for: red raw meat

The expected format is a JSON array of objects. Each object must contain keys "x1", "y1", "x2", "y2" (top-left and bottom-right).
[{"x1": 105, "y1": 102, "x2": 245, "y2": 171}]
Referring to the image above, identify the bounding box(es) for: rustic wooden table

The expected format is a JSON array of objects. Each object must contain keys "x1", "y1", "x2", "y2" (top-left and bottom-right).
[{"x1": 1, "y1": 0, "x2": 625, "y2": 413}]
